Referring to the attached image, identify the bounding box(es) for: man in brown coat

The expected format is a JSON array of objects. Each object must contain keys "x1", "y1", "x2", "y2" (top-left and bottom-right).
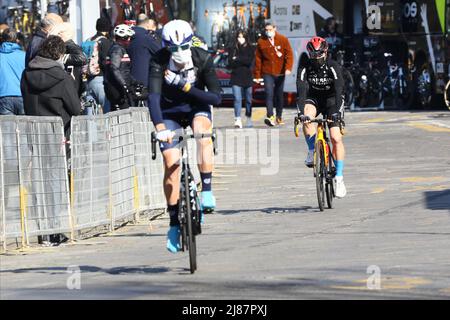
[{"x1": 254, "y1": 22, "x2": 294, "y2": 126}]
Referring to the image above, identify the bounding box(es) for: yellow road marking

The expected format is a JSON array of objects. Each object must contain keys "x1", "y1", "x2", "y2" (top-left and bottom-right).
[
  {"x1": 403, "y1": 185, "x2": 449, "y2": 193},
  {"x1": 371, "y1": 188, "x2": 386, "y2": 194},
  {"x1": 440, "y1": 287, "x2": 450, "y2": 295},
  {"x1": 331, "y1": 277, "x2": 430, "y2": 291},
  {"x1": 400, "y1": 177, "x2": 446, "y2": 183},
  {"x1": 407, "y1": 122, "x2": 450, "y2": 133},
  {"x1": 252, "y1": 108, "x2": 266, "y2": 121},
  {"x1": 363, "y1": 117, "x2": 387, "y2": 123}
]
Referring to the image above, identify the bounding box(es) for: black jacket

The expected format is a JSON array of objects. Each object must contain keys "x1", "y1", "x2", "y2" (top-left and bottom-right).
[
  {"x1": 148, "y1": 47, "x2": 221, "y2": 125},
  {"x1": 128, "y1": 26, "x2": 162, "y2": 88},
  {"x1": 25, "y1": 28, "x2": 47, "y2": 67},
  {"x1": 104, "y1": 43, "x2": 134, "y2": 90},
  {"x1": 62, "y1": 40, "x2": 87, "y2": 96},
  {"x1": 228, "y1": 43, "x2": 255, "y2": 87},
  {"x1": 21, "y1": 56, "x2": 81, "y2": 138},
  {"x1": 296, "y1": 59, "x2": 344, "y2": 114}
]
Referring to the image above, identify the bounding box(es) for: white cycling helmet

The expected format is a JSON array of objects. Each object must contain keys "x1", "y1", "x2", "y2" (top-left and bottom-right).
[
  {"x1": 162, "y1": 19, "x2": 193, "y2": 47},
  {"x1": 114, "y1": 24, "x2": 135, "y2": 39}
]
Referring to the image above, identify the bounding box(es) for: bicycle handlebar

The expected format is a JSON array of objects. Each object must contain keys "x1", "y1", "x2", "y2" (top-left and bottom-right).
[{"x1": 151, "y1": 131, "x2": 218, "y2": 160}]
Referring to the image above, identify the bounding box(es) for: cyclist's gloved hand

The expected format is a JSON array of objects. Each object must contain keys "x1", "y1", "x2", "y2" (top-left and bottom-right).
[
  {"x1": 164, "y1": 70, "x2": 191, "y2": 92},
  {"x1": 330, "y1": 113, "x2": 341, "y2": 123},
  {"x1": 156, "y1": 129, "x2": 175, "y2": 143},
  {"x1": 300, "y1": 115, "x2": 311, "y2": 123}
]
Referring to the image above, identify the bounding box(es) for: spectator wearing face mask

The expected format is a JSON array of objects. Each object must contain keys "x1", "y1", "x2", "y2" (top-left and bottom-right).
[
  {"x1": 228, "y1": 30, "x2": 255, "y2": 129},
  {"x1": 25, "y1": 13, "x2": 63, "y2": 67},
  {"x1": 254, "y1": 22, "x2": 293, "y2": 127}
]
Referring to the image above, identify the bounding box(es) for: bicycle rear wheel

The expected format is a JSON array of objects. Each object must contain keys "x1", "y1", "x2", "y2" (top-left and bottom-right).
[{"x1": 315, "y1": 142, "x2": 325, "y2": 211}]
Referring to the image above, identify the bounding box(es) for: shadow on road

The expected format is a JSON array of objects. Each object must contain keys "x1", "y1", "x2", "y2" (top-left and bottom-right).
[
  {"x1": 216, "y1": 206, "x2": 315, "y2": 216},
  {"x1": 0, "y1": 265, "x2": 187, "y2": 275},
  {"x1": 424, "y1": 190, "x2": 450, "y2": 212}
]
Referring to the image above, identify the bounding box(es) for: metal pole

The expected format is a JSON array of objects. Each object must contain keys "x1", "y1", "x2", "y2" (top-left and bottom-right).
[
  {"x1": 0, "y1": 126, "x2": 7, "y2": 251},
  {"x1": 16, "y1": 122, "x2": 29, "y2": 248}
]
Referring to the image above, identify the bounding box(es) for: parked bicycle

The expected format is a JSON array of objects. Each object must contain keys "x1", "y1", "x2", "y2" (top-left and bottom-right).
[
  {"x1": 416, "y1": 67, "x2": 432, "y2": 109},
  {"x1": 206, "y1": 4, "x2": 231, "y2": 51},
  {"x1": 335, "y1": 50, "x2": 355, "y2": 109},
  {"x1": 81, "y1": 92, "x2": 103, "y2": 115},
  {"x1": 151, "y1": 130, "x2": 218, "y2": 274},
  {"x1": 382, "y1": 52, "x2": 411, "y2": 109},
  {"x1": 352, "y1": 55, "x2": 384, "y2": 109}
]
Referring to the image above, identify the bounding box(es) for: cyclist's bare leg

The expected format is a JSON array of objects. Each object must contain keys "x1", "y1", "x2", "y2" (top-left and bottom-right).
[
  {"x1": 192, "y1": 116, "x2": 214, "y2": 173},
  {"x1": 303, "y1": 104, "x2": 317, "y2": 138},
  {"x1": 330, "y1": 127, "x2": 345, "y2": 161},
  {"x1": 330, "y1": 126, "x2": 347, "y2": 197},
  {"x1": 192, "y1": 115, "x2": 216, "y2": 209},
  {"x1": 162, "y1": 148, "x2": 181, "y2": 206}
]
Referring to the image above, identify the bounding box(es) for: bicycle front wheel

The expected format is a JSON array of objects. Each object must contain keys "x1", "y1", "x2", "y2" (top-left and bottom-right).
[
  {"x1": 315, "y1": 143, "x2": 325, "y2": 212},
  {"x1": 325, "y1": 147, "x2": 335, "y2": 209},
  {"x1": 183, "y1": 164, "x2": 197, "y2": 273},
  {"x1": 444, "y1": 80, "x2": 450, "y2": 111}
]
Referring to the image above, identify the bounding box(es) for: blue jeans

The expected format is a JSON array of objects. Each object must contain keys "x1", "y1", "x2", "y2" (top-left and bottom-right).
[
  {"x1": 232, "y1": 85, "x2": 253, "y2": 118},
  {"x1": 263, "y1": 74, "x2": 285, "y2": 118},
  {"x1": 0, "y1": 96, "x2": 25, "y2": 115},
  {"x1": 87, "y1": 76, "x2": 111, "y2": 114}
]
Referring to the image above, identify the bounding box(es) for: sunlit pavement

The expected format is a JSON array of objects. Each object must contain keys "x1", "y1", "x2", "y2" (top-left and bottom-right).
[{"x1": 1, "y1": 108, "x2": 450, "y2": 299}]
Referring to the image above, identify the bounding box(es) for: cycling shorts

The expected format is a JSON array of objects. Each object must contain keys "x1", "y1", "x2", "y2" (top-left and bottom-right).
[
  {"x1": 305, "y1": 95, "x2": 344, "y2": 129},
  {"x1": 159, "y1": 107, "x2": 212, "y2": 152}
]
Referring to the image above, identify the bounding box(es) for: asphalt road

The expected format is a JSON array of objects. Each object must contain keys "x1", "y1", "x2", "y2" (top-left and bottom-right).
[{"x1": 1, "y1": 108, "x2": 450, "y2": 300}]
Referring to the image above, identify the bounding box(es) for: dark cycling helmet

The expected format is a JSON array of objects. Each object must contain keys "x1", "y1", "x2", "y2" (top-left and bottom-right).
[{"x1": 306, "y1": 37, "x2": 328, "y2": 59}]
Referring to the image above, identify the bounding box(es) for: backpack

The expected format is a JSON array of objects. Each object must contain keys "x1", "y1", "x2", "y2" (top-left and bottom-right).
[{"x1": 81, "y1": 36, "x2": 106, "y2": 77}]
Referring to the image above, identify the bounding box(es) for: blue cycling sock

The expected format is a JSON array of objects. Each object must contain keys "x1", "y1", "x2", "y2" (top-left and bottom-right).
[
  {"x1": 201, "y1": 172, "x2": 212, "y2": 192},
  {"x1": 305, "y1": 134, "x2": 316, "y2": 151},
  {"x1": 335, "y1": 160, "x2": 344, "y2": 177}
]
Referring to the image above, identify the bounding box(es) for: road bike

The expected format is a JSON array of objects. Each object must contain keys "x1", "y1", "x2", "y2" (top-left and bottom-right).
[
  {"x1": 151, "y1": 130, "x2": 218, "y2": 274},
  {"x1": 206, "y1": 4, "x2": 231, "y2": 51},
  {"x1": 416, "y1": 67, "x2": 432, "y2": 109},
  {"x1": 81, "y1": 92, "x2": 103, "y2": 115},
  {"x1": 294, "y1": 116, "x2": 344, "y2": 211},
  {"x1": 335, "y1": 50, "x2": 355, "y2": 109},
  {"x1": 382, "y1": 52, "x2": 411, "y2": 109}
]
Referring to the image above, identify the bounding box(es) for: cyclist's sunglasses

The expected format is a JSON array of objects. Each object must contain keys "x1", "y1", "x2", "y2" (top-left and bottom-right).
[
  {"x1": 167, "y1": 43, "x2": 191, "y2": 53},
  {"x1": 309, "y1": 51, "x2": 327, "y2": 59}
]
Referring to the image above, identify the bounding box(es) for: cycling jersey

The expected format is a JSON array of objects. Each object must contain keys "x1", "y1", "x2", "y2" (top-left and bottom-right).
[
  {"x1": 148, "y1": 46, "x2": 221, "y2": 126},
  {"x1": 296, "y1": 59, "x2": 344, "y2": 117}
]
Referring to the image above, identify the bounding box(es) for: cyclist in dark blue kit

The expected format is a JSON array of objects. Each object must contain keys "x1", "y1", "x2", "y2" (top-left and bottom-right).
[{"x1": 148, "y1": 20, "x2": 221, "y2": 253}]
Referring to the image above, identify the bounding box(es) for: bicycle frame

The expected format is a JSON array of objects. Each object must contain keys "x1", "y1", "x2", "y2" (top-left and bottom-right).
[{"x1": 314, "y1": 121, "x2": 332, "y2": 169}]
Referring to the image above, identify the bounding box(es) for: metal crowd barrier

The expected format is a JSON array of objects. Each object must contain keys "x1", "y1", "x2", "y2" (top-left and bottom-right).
[
  {"x1": 1, "y1": 108, "x2": 166, "y2": 250},
  {"x1": 0, "y1": 116, "x2": 72, "y2": 250}
]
